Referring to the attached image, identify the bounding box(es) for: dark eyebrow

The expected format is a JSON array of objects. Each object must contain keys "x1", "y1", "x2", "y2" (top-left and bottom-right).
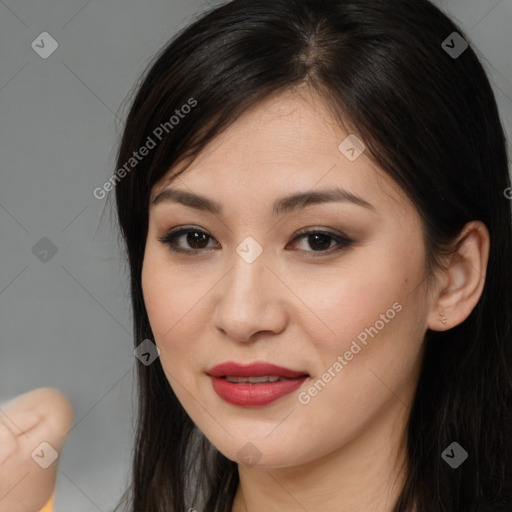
[{"x1": 151, "y1": 186, "x2": 376, "y2": 215}]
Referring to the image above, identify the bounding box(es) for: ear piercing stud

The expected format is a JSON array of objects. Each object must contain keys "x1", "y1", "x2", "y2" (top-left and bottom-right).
[{"x1": 440, "y1": 314, "x2": 447, "y2": 324}]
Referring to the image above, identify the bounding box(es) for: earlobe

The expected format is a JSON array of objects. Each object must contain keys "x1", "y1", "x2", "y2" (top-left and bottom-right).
[{"x1": 427, "y1": 221, "x2": 490, "y2": 331}]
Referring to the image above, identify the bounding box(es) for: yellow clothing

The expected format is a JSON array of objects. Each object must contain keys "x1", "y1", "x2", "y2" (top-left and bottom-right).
[{"x1": 39, "y1": 492, "x2": 54, "y2": 511}]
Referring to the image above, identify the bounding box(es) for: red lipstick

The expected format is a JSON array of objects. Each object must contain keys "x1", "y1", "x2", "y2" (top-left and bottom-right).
[{"x1": 207, "y1": 362, "x2": 309, "y2": 407}]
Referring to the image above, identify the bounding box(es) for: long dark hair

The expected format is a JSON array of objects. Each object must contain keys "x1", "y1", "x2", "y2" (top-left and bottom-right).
[{"x1": 112, "y1": 0, "x2": 512, "y2": 510}]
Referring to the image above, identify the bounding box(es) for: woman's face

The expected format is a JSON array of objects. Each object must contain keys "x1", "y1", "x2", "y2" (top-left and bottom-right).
[{"x1": 142, "y1": 88, "x2": 434, "y2": 468}]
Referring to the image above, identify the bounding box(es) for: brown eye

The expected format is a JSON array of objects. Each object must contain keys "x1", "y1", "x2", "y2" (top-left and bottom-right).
[
  {"x1": 158, "y1": 227, "x2": 353, "y2": 256},
  {"x1": 184, "y1": 230, "x2": 209, "y2": 249},
  {"x1": 288, "y1": 229, "x2": 354, "y2": 255},
  {"x1": 158, "y1": 227, "x2": 219, "y2": 253},
  {"x1": 304, "y1": 233, "x2": 333, "y2": 251}
]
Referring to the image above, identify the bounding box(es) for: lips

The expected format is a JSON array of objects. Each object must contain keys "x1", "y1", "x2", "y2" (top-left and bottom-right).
[
  {"x1": 207, "y1": 362, "x2": 308, "y2": 379},
  {"x1": 207, "y1": 361, "x2": 309, "y2": 407}
]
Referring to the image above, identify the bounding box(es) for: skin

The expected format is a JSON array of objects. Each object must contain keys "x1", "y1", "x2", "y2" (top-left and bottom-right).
[
  {"x1": 0, "y1": 388, "x2": 73, "y2": 512},
  {"x1": 142, "y1": 86, "x2": 489, "y2": 512}
]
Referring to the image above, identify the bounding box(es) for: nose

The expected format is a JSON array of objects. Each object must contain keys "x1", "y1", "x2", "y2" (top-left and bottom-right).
[{"x1": 212, "y1": 244, "x2": 288, "y2": 343}]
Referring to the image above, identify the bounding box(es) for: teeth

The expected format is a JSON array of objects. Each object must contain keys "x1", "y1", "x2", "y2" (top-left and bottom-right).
[
  {"x1": 225, "y1": 375, "x2": 288, "y2": 383},
  {"x1": 225, "y1": 376, "x2": 251, "y2": 383}
]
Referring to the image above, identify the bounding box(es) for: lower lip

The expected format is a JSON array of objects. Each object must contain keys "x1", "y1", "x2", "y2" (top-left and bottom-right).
[{"x1": 209, "y1": 376, "x2": 309, "y2": 406}]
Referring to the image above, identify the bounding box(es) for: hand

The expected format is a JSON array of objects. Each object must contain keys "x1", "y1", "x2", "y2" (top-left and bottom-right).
[{"x1": 0, "y1": 388, "x2": 73, "y2": 512}]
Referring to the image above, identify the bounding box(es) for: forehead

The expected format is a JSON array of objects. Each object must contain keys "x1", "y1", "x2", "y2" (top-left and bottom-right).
[
  {"x1": 150, "y1": 89, "x2": 408, "y2": 219},
  {"x1": 206, "y1": 90, "x2": 341, "y2": 160}
]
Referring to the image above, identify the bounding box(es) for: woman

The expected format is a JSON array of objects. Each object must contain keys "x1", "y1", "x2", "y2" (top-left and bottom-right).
[
  {"x1": 2, "y1": 0, "x2": 509, "y2": 510},
  {"x1": 109, "y1": 0, "x2": 512, "y2": 510},
  {"x1": 112, "y1": 0, "x2": 512, "y2": 510}
]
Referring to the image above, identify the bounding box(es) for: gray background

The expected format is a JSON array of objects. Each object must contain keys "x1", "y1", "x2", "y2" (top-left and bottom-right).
[{"x1": 1, "y1": 0, "x2": 511, "y2": 510}]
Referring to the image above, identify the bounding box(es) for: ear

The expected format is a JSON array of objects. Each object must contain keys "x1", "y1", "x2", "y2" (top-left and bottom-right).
[{"x1": 427, "y1": 220, "x2": 490, "y2": 331}]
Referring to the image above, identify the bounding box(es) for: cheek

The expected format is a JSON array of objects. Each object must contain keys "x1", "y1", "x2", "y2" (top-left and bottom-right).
[
  {"x1": 301, "y1": 241, "x2": 426, "y2": 382},
  {"x1": 141, "y1": 247, "x2": 212, "y2": 366},
  {"x1": 299, "y1": 261, "x2": 410, "y2": 344},
  {"x1": 289, "y1": 283, "x2": 424, "y2": 465},
  {"x1": 141, "y1": 258, "x2": 199, "y2": 406}
]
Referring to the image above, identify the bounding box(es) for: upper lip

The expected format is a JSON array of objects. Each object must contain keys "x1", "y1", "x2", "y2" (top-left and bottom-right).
[{"x1": 207, "y1": 361, "x2": 309, "y2": 378}]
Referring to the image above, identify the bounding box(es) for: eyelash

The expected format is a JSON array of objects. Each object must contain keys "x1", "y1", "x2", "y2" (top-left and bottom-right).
[{"x1": 157, "y1": 226, "x2": 354, "y2": 257}]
